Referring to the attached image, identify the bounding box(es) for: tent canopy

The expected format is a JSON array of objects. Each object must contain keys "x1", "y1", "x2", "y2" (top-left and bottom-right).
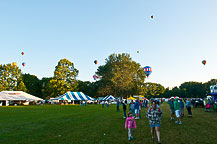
[
  {"x1": 127, "y1": 96, "x2": 136, "y2": 100},
  {"x1": 102, "y1": 95, "x2": 115, "y2": 101},
  {"x1": 54, "y1": 92, "x2": 95, "y2": 101},
  {"x1": 0, "y1": 91, "x2": 43, "y2": 101}
]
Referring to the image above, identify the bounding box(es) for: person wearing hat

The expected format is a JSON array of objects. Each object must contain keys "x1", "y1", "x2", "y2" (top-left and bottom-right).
[{"x1": 174, "y1": 97, "x2": 182, "y2": 124}]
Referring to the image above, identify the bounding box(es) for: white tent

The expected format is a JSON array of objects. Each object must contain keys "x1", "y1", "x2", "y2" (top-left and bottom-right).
[
  {"x1": 1, "y1": 91, "x2": 43, "y2": 101},
  {"x1": 53, "y1": 92, "x2": 95, "y2": 101},
  {"x1": 102, "y1": 95, "x2": 116, "y2": 101}
]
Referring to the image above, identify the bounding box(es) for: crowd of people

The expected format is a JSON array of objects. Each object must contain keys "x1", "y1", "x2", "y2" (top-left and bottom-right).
[
  {"x1": 121, "y1": 99, "x2": 163, "y2": 144},
  {"x1": 99, "y1": 96, "x2": 217, "y2": 143},
  {"x1": 167, "y1": 97, "x2": 193, "y2": 125}
]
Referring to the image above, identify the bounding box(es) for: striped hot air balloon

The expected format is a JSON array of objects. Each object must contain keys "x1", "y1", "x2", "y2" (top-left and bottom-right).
[{"x1": 144, "y1": 66, "x2": 152, "y2": 78}]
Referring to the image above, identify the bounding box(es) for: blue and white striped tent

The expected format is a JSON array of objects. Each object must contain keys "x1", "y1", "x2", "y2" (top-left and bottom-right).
[
  {"x1": 102, "y1": 95, "x2": 116, "y2": 101},
  {"x1": 54, "y1": 92, "x2": 95, "y2": 101}
]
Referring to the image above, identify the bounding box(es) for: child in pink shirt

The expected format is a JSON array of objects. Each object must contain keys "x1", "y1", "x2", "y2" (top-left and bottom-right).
[{"x1": 125, "y1": 112, "x2": 136, "y2": 141}]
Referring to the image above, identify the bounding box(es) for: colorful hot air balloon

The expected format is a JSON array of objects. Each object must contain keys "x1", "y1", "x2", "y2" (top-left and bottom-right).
[
  {"x1": 144, "y1": 66, "x2": 152, "y2": 78},
  {"x1": 22, "y1": 62, "x2": 26, "y2": 67},
  {"x1": 151, "y1": 15, "x2": 154, "y2": 19},
  {"x1": 12, "y1": 62, "x2": 17, "y2": 66},
  {"x1": 21, "y1": 52, "x2": 24, "y2": 55},
  {"x1": 202, "y1": 60, "x2": 206, "y2": 65},
  {"x1": 94, "y1": 60, "x2": 98, "y2": 64},
  {"x1": 93, "y1": 75, "x2": 98, "y2": 80}
]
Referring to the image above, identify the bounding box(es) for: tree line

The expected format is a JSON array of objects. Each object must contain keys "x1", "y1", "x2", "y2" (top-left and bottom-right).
[{"x1": 0, "y1": 53, "x2": 216, "y2": 99}]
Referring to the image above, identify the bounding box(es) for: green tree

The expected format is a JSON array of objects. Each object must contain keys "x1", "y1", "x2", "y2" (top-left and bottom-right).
[
  {"x1": 171, "y1": 86, "x2": 180, "y2": 97},
  {"x1": 96, "y1": 53, "x2": 146, "y2": 98},
  {"x1": 163, "y1": 88, "x2": 172, "y2": 98},
  {"x1": 22, "y1": 73, "x2": 42, "y2": 97},
  {"x1": 41, "y1": 77, "x2": 53, "y2": 99},
  {"x1": 0, "y1": 64, "x2": 26, "y2": 91},
  {"x1": 15, "y1": 80, "x2": 27, "y2": 92},
  {"x1": 179, "y1": 81, "x2": 205, "y2": 98},
  {"x1": 143, "y1": 82, "x2": 165, "y2": 98},
  {"x1": 77, "y1": 80, "x2": 99, "y2": 98},
  {"x1": 48, "y1": 58, "x2": 79, "y2": 97}
]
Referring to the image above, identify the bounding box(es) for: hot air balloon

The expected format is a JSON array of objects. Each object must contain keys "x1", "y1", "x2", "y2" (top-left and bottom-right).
[
  {"x1": 22, "y1": 62, "x2": 26, "y2": 67},
  {"x1": 144, "y1": 66, "x2": 152, "y2": 78},
  {"x1": 151, "y1": 15, "x2": 154, "y2": 19},
  {"x1": 137, "y1": 51, "x2": 139, "y2": 53},
  {"x1": 21, "y1": 52, "x2": 24, "y2": 55},
  {"x1": 12, "y1": 62, "x2": 17, "y2": 66},
  {"x1": 202, "y1": 60, "x2": 206, "y2": 65},
  {"x1": 94, "y1": 60, "x2": 98, "y2": 64},
  {"x1": 93, "y1": 75, "x2": 98, "y2": 80}
]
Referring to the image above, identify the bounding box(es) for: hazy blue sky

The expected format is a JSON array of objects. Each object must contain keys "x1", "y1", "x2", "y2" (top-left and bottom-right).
[{"x1": 0, "y1": 0, "x2": 217, "y2": 88}]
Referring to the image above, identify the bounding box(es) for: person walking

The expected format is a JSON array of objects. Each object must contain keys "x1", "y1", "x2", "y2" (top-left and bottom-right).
[
  {"x1": 146, "y1": 101, "x2": 163, "y2": 144},
  {"x1": 116, "y1": 99, "x2": 120, "y2": 112},
  {"x1": 122, "y1": 100, "x2": 127, "y2": 118},
  {"x1": 168, "y1": 97, "x2": 175, "y2": 120},
  {"x1": 139, "y1": 100, "x2": 142, "y2": 119},
  {"x1": 125, "y1": 112, "x2": 136, "y2": 141},
  {"x1": 134, "y1": 100, "x2": 140, "y2": 119},
  {"x1": 185, "y1": 99, "x2": 192, "y2": 117},
  {"x1": 102, "y1": 101, "x2": 104, "y2": 108},
  {"x1": 174, "y1": 97, "x2": 182, "y2": 124},
  {"x1": 180, "y1": 99, "x2": 184, "y2": 117},
  {"x1": 129, "y1": 101, "x2": 135, "y2": 117}
]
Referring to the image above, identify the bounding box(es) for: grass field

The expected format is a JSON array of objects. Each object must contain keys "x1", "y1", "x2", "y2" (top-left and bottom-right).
[{"x1": 0, "y1": 103, "x2": 217, "y2": 144}]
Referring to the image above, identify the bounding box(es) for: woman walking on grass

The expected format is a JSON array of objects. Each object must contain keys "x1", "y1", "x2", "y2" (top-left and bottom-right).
[{"x1": 146, "y1": 101, "x2": 163, "y2": 144}]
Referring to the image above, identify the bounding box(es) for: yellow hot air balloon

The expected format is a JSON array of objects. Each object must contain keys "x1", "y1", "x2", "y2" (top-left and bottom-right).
[{"x1": 12, "y1": 62, "x2": 17, "y2": 66}]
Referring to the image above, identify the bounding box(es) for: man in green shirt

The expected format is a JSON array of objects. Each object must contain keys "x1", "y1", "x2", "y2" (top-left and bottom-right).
[{"x1": 174, "y1": 97, "x2": 182, "y2": 125}]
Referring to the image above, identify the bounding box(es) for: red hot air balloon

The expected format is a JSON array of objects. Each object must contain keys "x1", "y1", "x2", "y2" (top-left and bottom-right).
[
  {"x1": 94, "y1": 60, "x2": 98, "y2": 64},
  {"x1": 21, "y1": 52, "x2": 24, "y2": 55},
  {"x1": 22, "y1": 62, "x2": 26, "y2": 67},
  {"x1": 202, "y1": 60, "x2": 206, "y2": 65}
]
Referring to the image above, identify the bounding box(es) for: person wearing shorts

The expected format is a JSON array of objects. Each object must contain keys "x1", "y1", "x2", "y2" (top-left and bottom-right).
[
  {"x1": 174, "y1": 97, "x2": 182, "y2": 125},
  {"x1": 146, "y1": 101, "x2": 163, "y2": 144}
]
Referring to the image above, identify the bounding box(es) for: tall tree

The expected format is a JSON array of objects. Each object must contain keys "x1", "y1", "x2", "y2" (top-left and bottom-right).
[
  {"x1": 22, "y1": 73, "x2": 42, "y2": 97},
  {"x1": 41, "y1": 77, "x2": 53, "y2": 99},
  {"x1": 48, "y1": 58, "x2": 79, "y2": 97},
  {"x1": 77, "y1": 80, "x2": 99, "y2": 98},
  {"x1": 0, "y1": 64, "x2": 26, "y2": 91},
  {"x1": 96, "y1": 53, "x2": 146, "y2": 98},
  {"x1": 180, "y1": 81, "x2": 205, "y2": 98},
  {"x1": 143, "y1": 82, "x2": 165, "y2": 98}
]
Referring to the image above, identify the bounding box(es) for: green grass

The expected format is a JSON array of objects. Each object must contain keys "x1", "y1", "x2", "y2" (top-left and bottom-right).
[{"x1": 0, "y1": 104, "x2": 217, "y2": 144}]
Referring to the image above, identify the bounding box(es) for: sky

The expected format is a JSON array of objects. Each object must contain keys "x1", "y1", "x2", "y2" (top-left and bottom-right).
[{"x1": 0, "y1": 0, "x2": 217, "y2": 88}]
